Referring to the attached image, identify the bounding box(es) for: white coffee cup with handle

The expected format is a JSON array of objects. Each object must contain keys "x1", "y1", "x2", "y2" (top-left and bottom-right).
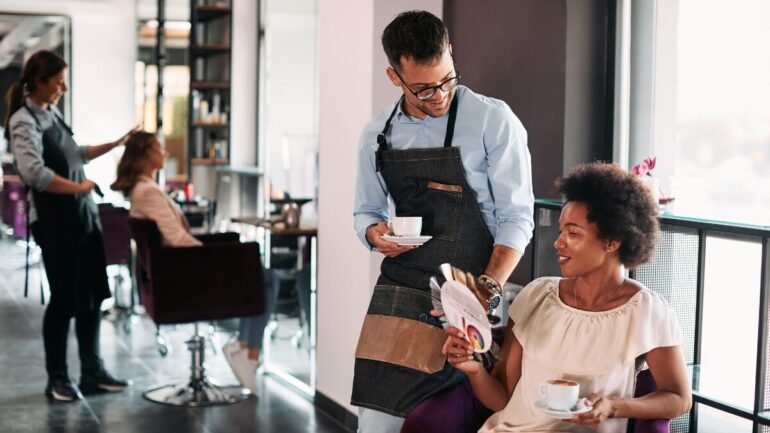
[
  {"x1": 539, "y1": 379, "x2": 580, "y2": 411},
  {"x1": 389, "y1": 216, "x2": 422, "y2": 237}
]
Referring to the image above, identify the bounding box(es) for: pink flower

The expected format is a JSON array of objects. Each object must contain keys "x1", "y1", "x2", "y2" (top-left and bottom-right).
[
  {"x1": 631, "y1": 161, "x2": 649, "y2": 176},
  {"x1": 643, "y1": 156, "x2": 656, "y2": 171}
]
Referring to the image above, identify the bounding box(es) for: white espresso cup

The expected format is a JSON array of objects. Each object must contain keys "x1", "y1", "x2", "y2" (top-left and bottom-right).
[
  {"x1": 539, "y1": 379, "x2": 579, "y2": 411},
  {"x1": 389, "y1": 216, "x2": 422, "y2": 237}
]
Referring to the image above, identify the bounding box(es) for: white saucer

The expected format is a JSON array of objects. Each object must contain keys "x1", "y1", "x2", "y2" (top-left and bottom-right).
[
  {"x1": 382, "y1": 235, "x2": 432, "y2": 246},
  {"x1": 534, "y1": 399, "x2": 592, "y2": 419}
]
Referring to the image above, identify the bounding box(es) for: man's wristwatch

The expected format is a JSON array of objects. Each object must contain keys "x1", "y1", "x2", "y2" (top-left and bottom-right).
[{"x1": 478, "y1": 274, "x2": 503, "y2": 311}]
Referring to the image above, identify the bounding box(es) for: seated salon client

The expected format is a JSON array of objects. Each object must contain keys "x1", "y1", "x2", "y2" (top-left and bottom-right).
[
  {"x1": 110, "y1": 131, "x2": 273, "y2": 392},
  {"x1": 443, "y1": 162, "x2": 691, "y2": 432}
]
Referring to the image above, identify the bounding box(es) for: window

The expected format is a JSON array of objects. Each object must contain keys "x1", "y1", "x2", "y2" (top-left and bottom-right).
[
  {"x1": 628, "y1": 0, "x2": 770, "y2": 226},
  {"x1": 625, "y1": 1, "x2": 770, "y2": 431}
]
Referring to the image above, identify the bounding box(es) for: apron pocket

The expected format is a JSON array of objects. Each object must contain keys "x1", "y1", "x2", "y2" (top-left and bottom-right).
[
  {"x1": 425, "y1": 181, "x2": 462, "y2": 241},
  {"x1": 355, "y1": 314, "x2": 447, "y2": 374}
]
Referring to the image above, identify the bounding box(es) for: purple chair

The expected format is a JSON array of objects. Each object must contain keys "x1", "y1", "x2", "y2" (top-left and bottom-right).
[
  {"x1": 129, "y1": 217, "x2": 265, "y2": 406},
  {"x1": 1, "y1": 177, "x2": 28, "y2": 239},
  {"x1": 98, "y1": 203, "x2": 136, "y2": 330}
]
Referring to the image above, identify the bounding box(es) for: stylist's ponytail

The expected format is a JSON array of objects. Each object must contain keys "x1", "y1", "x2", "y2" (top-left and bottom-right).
[
  {"x1": 3, "y1": 50, "x2": 67, "y2": 141},
  {"x1": 3, "y1": 80, "x2": 25, "y2": 141}
]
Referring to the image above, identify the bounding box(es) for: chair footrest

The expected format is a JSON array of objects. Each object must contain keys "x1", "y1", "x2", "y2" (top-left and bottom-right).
[{"x1": 143, "y1": 378, "x2": 252, "y2": 406}]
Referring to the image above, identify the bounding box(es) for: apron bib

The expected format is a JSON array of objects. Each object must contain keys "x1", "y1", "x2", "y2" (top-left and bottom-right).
[{"x1": 352, "y1": 94, "x2": 494, "y2": 416}]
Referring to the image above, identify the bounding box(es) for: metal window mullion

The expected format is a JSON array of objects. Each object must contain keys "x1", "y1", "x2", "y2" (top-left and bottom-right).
[
  {"x1": 156, "y1": 0, "x2": 166, "y2": 136},
  {"x1": 754, "y1": 237, "x2": 770, "y2": 433},
  {"x1": 690, "y1": 229, "x2": 707, "y2": 433}
]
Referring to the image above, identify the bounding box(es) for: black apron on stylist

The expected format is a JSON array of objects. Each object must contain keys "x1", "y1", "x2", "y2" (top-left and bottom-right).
[
  {"x1": 23, "y1": 104, "x2": 110, "y2": 315},
  {"x1": 352, "y1": 94, "x2": 495, "y2": 417}
]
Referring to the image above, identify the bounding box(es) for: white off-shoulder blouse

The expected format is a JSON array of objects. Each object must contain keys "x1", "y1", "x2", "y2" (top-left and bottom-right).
[{"x1": 479, "y1": 277, "x2": 682, "y2": 433}]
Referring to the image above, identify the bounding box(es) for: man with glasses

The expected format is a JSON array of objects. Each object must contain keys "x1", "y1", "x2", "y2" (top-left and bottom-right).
[{"x1": 352, "y1": 10, "x2": 534, "y2": 433}]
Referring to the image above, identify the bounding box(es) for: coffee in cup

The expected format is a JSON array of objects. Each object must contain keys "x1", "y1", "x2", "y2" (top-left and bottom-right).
[
  {"x1": 539, "y1": 379, "x2": 579, "y2": 411},
  {"x1": 389, "y1": 216, "x2": 422, "y2": 237}
]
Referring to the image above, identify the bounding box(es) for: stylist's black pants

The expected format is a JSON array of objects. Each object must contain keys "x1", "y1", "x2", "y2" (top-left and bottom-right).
[
  {"x1": 43, "y1": 302, "x2": 103, "y2": 379},
  {"x1": 32, "y1": 226, "x2": 106, "y2": 380}
]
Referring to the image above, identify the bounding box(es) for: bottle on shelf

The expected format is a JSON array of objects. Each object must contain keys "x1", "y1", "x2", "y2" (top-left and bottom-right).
[
  {"x1": 212, "y1": 91, "x2": 221, "y2": 123},
  {"x1": 192, "y1": 90, "x2": 201, "y2": 122},
  {"x1": 194, "y1": 57, "x2": 204, "y2": 81},
  {"x1": 199, "y1": 99, "x2": 209, "y2": 124},
  {"x1": 207, "y1": 132, "x2": 218, "y2": 160}
]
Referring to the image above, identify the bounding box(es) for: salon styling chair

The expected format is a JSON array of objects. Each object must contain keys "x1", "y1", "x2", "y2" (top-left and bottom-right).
[
  {"x1": 129, "y1": 218, "x2": 264, "y2": 406},
  {"x1": 98, "y1": 203, "x2": 137, "y2": 331}
]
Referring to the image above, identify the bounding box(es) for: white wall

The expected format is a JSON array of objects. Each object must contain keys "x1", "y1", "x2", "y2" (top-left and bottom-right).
[
  {"x1": 230, "y1": 0, "x2": 258, "y2": 168},
  {"x1": 317, "y1": 0, "x2": 375, "y2": 411},
  {"x1": 1, "y1": 0, "x2": 136, "y2": 199},
  {"x1": 316, "y1": 0, "x2": 440, "y2": 414}
]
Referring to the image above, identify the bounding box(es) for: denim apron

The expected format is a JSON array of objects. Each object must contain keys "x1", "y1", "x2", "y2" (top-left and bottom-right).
[
  {"x1": 352, "y1": 94, "x2": 494, "y2": 417},
  {"x1": 23, "y1": 105, "x2": 110, "y2": 315}
]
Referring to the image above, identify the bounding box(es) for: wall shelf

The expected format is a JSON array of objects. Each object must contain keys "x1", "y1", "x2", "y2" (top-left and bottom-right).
[
  {"x1": 190, "y1": 44, "x2": 231, "y2": 57},
  {"x1": 191, "y1": 158, "x2": 230, "y2": 166},
  {"x1": 188, "y1": 0, "x2": 232, "y2": 179},
  {"x1": 191, "y1": 81, "x2": 230, "y2": 90},
  {"x1": 191, "y1": 121, "x2": 230, "y2": 128}
]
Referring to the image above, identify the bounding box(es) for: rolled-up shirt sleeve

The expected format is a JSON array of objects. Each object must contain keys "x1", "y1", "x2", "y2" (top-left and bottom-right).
[
  {"x1": 353, "y1": 127, "x2": 390, "y2": 250},
  {"x1": 484, "y1": 102, "x2": 534, "y2": 254},
  {"x1": 11, "y1": 118, "x2": 54, "y2": 192}
]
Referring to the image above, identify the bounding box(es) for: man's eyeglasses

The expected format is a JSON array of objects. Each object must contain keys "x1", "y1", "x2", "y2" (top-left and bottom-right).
[{"x1": 392, "y1": 68, "x2": 461, "y2": 100}]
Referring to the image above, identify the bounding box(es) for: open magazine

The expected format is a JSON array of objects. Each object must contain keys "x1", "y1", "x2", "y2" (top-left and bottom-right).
[{"x1": 440, "y1": 280, "x2": 493, "y2": 353}]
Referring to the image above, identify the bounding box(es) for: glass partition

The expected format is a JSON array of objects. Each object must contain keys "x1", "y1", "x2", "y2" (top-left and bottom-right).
[{"x1": 258, "y1": 0, "x2": 319, "y2": 393}]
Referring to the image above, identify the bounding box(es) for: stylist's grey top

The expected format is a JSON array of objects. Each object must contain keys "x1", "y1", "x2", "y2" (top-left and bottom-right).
[{"x1": 8, "y1": 98, "x2": 88, "y2": 222}]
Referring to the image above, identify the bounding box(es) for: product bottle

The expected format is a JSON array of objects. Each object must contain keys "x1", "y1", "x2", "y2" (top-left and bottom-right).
[
  {"x1": 191, "y1": 90, "x2": 201, "y2": 122},
  {"x1": 212, "y1": 91, "x2": 221, "y2": 123},
  {"x1": 200, "y1": 99, "x2": 209, "y2": 123}
]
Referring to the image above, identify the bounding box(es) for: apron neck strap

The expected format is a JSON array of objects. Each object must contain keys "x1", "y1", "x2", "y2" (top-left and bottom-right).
[
  {"x1": 22, "y1": 103, "x2": 73, "y2": 135},
  {"x1": 377, "y1": 95, "x2": 404, "y2": 153},
  {"x1": 375, "y1": 92, "x2": 460, "y2": 171},
  {"x1": 22, "y1": 103, "x2": 43, "y2": 129},
  {"x1": 443, "y1": 92, "x2": 459, "y2": 149}
]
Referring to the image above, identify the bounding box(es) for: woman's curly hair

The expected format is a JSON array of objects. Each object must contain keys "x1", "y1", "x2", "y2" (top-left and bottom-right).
[{"x1": 555, "y1": 162, "x2": 659, "y2": 269}]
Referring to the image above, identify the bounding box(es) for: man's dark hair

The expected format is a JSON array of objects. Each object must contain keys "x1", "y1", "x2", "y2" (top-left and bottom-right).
[
  {"x1": 555, "y1": 162, "x2": 660, "y2": 269},
  {"x1": 382, "y1": 10, "x2": 449, "y2": 70}
]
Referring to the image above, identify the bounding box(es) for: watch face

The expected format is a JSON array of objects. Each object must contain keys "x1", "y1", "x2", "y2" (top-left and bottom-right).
[{"x1": 488, "y1": 294, "x2": 501, "y2": 311}]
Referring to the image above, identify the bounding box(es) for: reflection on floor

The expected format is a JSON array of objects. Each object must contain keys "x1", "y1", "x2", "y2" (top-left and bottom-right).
[
  {"x1": 0, "y1": 238, "x2": 350, "y2": 433},
  {"x1": 265, "y1": 315, "x2": 311, "y2": 385}
]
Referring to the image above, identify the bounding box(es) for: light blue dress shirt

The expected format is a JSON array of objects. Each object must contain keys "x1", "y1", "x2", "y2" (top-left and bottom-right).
[{"x1": 353, "y1": 85, "x2": 534, "y2": 254}]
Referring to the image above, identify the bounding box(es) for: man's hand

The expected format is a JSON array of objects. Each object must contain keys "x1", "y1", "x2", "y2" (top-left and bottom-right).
[{"x1": 365, "y1": 221, "x2": 417, "y2": 257}]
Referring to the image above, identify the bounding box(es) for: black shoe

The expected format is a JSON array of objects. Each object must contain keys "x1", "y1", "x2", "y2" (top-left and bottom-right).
[
  {"x1": 79, "y1": 370, "x2": 129, "y2": 394},
  {"x1": 45, "y1": 377, "x2": 82, "y2": 402}
]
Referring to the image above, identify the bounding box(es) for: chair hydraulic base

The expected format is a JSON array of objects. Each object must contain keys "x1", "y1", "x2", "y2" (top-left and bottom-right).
[{"x1": 143, "y1": 324, "x2": 252, "y2": 406}]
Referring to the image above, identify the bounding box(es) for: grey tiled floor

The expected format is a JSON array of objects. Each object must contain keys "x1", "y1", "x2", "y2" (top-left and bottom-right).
[{"x1": 0, "y1": 239, "x2": 351, "y2": 433}]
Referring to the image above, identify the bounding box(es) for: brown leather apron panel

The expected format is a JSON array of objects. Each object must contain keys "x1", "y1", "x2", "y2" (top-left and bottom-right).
[{"x1": 355, "y1": 314, "x2": 447, "y2": 374}]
